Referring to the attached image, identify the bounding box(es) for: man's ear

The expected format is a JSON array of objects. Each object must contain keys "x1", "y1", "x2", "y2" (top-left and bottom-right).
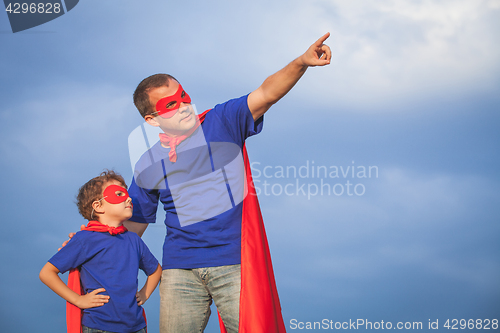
[{"x1": 144, "y1": 115, "x2": 161, "y2": 127}]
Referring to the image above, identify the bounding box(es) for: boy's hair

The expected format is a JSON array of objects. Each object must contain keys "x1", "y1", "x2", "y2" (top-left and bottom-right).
[
  {"x1": 77, "y1": 170, "x2": 127, "y2": 221},
  {"x1": 133, "y1": 73, "x2": 178, "y2": 118}
]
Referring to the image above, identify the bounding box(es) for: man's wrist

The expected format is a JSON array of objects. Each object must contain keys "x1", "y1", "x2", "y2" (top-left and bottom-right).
[{"x1": 295, "y1": 54, "x2": 309, "y2": 68}]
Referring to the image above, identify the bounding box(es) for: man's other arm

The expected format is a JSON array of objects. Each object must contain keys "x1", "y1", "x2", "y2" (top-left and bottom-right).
[{"x1": 123, "y1": 220, "x2": 148, "y2": 237}]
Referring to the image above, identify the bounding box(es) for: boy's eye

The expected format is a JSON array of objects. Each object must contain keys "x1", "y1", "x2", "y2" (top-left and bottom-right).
[
  {"x1": 115, "y1": 191, "x2": 125, "y2": 196},
  {"x1": 181, "y1": 91, "x2": 185, "y2": 98},
  {"x1": 166, "y1": 101, "x2": 177, "y2": 108}
]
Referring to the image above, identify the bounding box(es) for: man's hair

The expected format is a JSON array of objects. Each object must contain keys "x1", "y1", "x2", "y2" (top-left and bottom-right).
[
  {"x1": 76, "y1": 170, "x2": 127, "y2": 221},
  {"x1": 133, "y1": 73, "x2": 178, "y2": 118}
]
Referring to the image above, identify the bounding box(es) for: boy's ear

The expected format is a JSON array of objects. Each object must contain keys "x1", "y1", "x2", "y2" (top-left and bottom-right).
[
  {"x1": 144, "y1": 115, "x2": 161, "y2": 127},
  {"x1": 92, "y1": 200, "x2": 105, "y2": 214}
]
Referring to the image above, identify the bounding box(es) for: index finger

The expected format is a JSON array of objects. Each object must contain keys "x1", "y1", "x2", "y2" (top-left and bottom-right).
[
  {"x1": 91, "y1": 288, "x2": 107, "y2": 295},
  {"x1": 314, "y1": 32, "x2": 330, "y2": 46}
]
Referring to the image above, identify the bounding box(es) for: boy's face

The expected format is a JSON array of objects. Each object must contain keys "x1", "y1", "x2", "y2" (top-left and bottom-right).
[
  {"x1": 144, "y1": 80, "x2": 197, "y2": 137},
  {"x1": 97, "y1": 180, "x2": 133, "y2": 222}
]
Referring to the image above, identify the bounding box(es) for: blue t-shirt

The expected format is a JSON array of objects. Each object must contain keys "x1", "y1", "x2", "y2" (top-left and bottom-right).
[
  {"x1": 128, "y1": 94, "x2": 263, "y2": 269},
  {"x1": 49, "y1": 230, "x2": 159, "y2": 333}
]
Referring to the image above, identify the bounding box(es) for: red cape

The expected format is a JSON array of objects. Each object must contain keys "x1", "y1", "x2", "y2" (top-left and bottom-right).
[
  {"x1": 218, "y1": 140, "x2": 286, "y2": 331},
  {"x1": 67, "y1": 268, "x2": 83, "y2": 333}
]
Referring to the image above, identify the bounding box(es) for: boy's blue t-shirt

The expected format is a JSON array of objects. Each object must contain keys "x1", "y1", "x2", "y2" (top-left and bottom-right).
[
  {"x1": 128, "y1": 94, "x2": 263, "y2": 269},
  {"x1": 49, "y1": 230, "x2": 159, "y2": 333}
]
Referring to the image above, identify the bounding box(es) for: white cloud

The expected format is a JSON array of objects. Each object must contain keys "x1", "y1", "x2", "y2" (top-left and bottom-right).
[{"x1": 270, "y1": 0, "x2": 500, "y2": 112}]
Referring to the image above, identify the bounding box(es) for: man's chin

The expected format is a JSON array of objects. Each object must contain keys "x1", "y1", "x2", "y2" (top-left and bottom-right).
[
  {"x1": 181, "y1": 114, "x2": 197, "y2": 130},
  {"x1": 181, "y1": 112, "x2": 194, "y2": 124},
  {"x1": 161, "y1": 116, "x2": 197, "y2": 136}
]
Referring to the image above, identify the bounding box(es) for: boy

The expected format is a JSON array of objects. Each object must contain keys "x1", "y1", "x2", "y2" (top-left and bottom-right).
[{"x1": 40, "y1": 170, "x2": 162, "y2": 333}]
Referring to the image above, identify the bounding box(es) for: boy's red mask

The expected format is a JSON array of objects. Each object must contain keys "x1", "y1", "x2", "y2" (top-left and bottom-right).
[
  {"x1": 155, "y1": 84, "x2": 192, "y2": 118},
  {"x1": 102, "y1": 185, "x2": 129, "y2": 204}
]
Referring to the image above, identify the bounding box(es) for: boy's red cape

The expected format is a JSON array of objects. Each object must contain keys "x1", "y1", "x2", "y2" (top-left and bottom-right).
[
  {"x1": 66, "y1": 268, "x2": 83, "y2": 333},
  {"x1": 67, "y1": 110, "x2": 286, "y2": 333}
]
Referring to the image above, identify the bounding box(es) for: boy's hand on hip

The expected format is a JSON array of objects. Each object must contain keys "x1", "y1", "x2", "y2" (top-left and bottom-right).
[
  {"x1": 76, "y1": 288, "x2": 110, "y2": 309},
  {"x1": 136, "y1": 289, "x2": 148, "y2": 306}
]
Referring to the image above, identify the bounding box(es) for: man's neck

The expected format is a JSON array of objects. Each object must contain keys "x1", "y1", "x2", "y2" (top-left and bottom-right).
[
  {"x1": 162, "y1": 128, "x2": 190, "y2": 138},
  {"x1": 160, "y1": 126, "x2": 200, "y2": 148}
]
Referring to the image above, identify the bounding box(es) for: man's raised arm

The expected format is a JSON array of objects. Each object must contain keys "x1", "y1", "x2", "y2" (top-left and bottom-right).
[{"x1": 247, "y1": 32, "x2": 331, "y2": 121}]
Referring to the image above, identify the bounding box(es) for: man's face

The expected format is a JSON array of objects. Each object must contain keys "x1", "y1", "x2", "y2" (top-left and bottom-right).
[{"x1": 145, "y1": 80, "x2": 197, "y2": 136}]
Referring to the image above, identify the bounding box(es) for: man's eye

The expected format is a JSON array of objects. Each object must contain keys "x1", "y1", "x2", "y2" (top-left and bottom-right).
[
  {"x1": 181, "y1": 91, "x2": 185, "y2": 98},
  {"x1": 166, "y1": 101, "x2": 177, "y2": 108}
]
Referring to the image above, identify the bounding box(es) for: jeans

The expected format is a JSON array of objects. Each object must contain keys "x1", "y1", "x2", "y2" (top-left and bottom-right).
[
  {"x1": 82, "y1": 326, "x2": 146, "y2": 333},
  {"x1": 159, "y1": 264, "x2": 241, "y2": 333}
]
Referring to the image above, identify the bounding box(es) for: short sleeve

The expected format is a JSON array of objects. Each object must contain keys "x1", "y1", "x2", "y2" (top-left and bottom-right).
[
  {"x1": 211, "y1": 94, "x2": 264, "y2": 146},
  {"x1": 128, "y1": 176, "x2": 160, "y2": 224},
  {"x1": 137, "y1": 237, "x2": 160, "y2": 276},
  {"x1": 48, "y1": 233, "x2": 88, "y2": 274}
]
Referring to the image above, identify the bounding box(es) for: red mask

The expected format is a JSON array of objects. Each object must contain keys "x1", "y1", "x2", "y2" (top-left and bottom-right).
[
  {"x1": 102, "y1": 185, "x2": 130, "y2": 204},
  {"x1": 155, "y1": 84, "x2": 192, "y2": 118}
]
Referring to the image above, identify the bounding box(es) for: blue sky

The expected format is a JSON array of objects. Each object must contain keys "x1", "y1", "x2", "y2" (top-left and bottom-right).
[{"x1": 1, "y1": 0, "x2": 499, "y2": 332}]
